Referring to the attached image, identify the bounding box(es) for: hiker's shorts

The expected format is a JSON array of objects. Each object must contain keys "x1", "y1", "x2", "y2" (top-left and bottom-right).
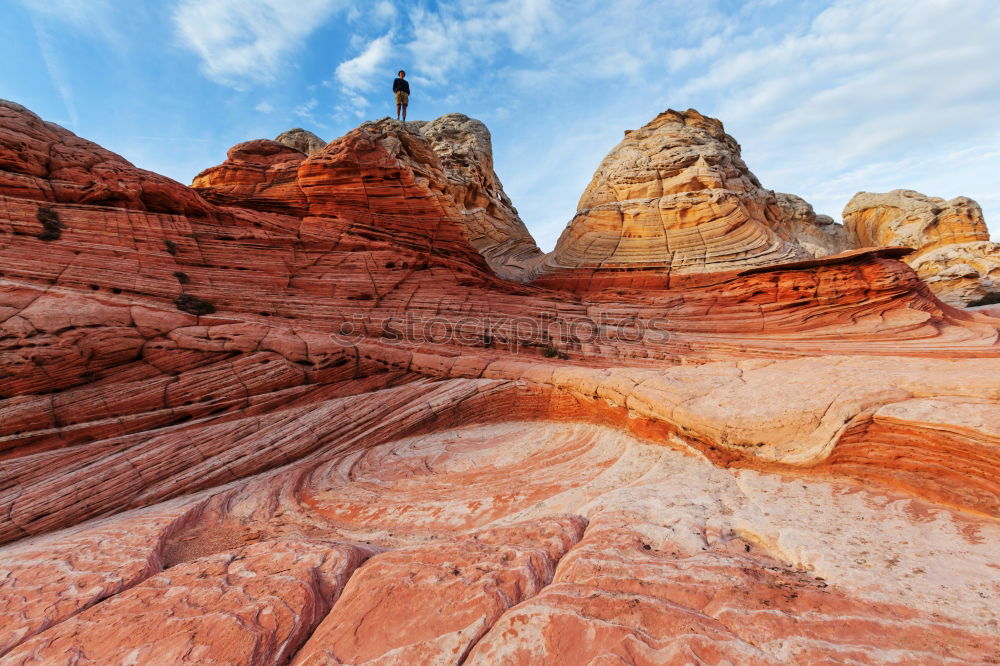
[{"x1": 395, "y1": 91, "x2": 409, "y2": 106}]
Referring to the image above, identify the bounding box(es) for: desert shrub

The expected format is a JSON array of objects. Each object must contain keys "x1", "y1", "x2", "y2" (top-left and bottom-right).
[
  {"x1": 37, "y1": 207, "x2": 64, "y2": 241},
  {"x1": 542, "y1": 344, "x2": 569, "y2": 360},
  {"x1": 175, "y1": 293, "x2": 216, "y2": 316}
]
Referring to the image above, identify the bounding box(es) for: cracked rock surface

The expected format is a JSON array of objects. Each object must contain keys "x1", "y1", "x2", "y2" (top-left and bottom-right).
[{"x1": 1, "y1": 99, "x2": 999, "y2": 664}]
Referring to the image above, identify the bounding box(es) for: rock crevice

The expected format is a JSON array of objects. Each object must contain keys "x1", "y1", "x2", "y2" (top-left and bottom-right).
[{"x1": 0, "y1": 99, "x2": 998, "y2": 663}]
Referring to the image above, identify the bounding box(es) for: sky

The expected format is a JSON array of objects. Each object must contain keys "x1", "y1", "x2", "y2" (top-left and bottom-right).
[{"x1": 3, "y1": 0, "x2": 999, "y2": 250}]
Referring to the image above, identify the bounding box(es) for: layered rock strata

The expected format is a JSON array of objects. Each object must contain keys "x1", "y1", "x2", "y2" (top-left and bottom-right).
[
  {"x1": 413, "y1": 113, "x2": 544, "y2": 280},
  {"x1": 529, "y1": 109, "x2": 810, "y2": 290},
  {"x1": 844, "y1": 189, "x2": 1000, "y2": 306},
  {"x1": 1, "y1": 99, "x2": 999, "y2": 663},
  {"x1": 275, "y1": 127, "x2": 326, "y2": 156},
  {"x1": 773, "y1": 191, "x2": 853, "y2": 257}
]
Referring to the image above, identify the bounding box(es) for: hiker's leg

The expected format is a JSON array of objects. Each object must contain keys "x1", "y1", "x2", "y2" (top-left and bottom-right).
[
  {"x1": 396, "y1": 103, "x2": 401, "y2": 119},
  {"x1": 402, "y1": 104, "x2": 407, "y2": 121}
]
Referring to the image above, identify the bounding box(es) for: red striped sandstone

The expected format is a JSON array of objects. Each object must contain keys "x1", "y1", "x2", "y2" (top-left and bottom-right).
[{"x1": 1, "y1": 99, "x2": 999, "y2": 663}]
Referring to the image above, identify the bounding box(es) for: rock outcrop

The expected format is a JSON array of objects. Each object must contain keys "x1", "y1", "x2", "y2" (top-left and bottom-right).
[
  {"x1": 191, "y1": 138, "x2": 308, "y2": 214},
  {"x1": 529, "y1": 109, "x2": 809, "y2": 290},
  {"x1": 412, "y1": 113, "x2": 543, "y2": 281},
  {"x1": 0, "y1": 100, "x2": 210, "y2": 216},
  {"x1": 773, "y1": 191, "x2": 853, "y2": 258},
  {"x1": 1, "y1": 99, "x2": 999, "y2": 663},
  {"x1": 275, "y1": 127, "x2": 326, "y2": 156},
  {"x1": 843, "y1": 189, "x2": 1000, "y2": 306}
]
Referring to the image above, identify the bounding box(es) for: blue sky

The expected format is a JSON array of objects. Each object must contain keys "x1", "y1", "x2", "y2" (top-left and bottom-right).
[{"x1": 3, "y1": 0, "x2": 999, "y2": 250}]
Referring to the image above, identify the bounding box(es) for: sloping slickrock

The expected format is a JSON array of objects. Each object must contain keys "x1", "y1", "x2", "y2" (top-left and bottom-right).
[
  {"x1": 529, "y1": 109, "x2": 809, "y2": 290},
  {"x1": 468, "y1": 513, "x2": 998, "y2": 664},
  {"x1": 292, "y1": 516, "x2": 585, "y2": 664},
  {"x1": 5, "y1": 420, "x2": 996, "y2": 663},
  {"x1": 844, "y1": 189, "x2": 1000, "y2": 306},
  {"x1": 1, "y1": 99, "x2": 999, "y2": 662},
  {"x1": 0, "y1": 100, "x2": 211, "y2": 215},
  {"x1": 826, "y1": 397, "x2": 1000, "y2": 514},
  {"x1": 3, "y1": 539, "x2": 369, "y2": 665},
  {"x1": 275, "y1": 127, "x2": 326, "y2": 156},
  {"x1": 0, "y1": 497, "x2": 204, "y2": 657}
]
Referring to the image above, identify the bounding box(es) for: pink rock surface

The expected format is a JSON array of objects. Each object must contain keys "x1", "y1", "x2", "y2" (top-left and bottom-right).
[
  {"x1": 4, "y1": 539, "x2": 369, "y2": 665},
  {"x1": 1, "y1": 99, "x2": 999, "y2": 663},
  {"x1": 292, "y1": 517, "x2": 585, "y2": 664},
  {"x1": 468, "y1": 515, "x2": 998, "y2": 664}
]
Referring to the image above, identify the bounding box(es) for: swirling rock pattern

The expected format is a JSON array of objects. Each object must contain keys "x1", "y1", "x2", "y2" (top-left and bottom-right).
[
  {"x1": 529, "y1": 109, "x2": 809, "y2": 290},
  {"x1": 1, "y1": 99, "x2": 999, "y2": 663},
  {"x1": 413, "y1": 113, "x2": 544, "y2": 281}
]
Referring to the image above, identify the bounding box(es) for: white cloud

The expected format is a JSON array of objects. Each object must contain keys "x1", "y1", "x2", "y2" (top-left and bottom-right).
[
  {"x1": 17, "y1": 0, "x2": 120, "y2": 43},
  {"x1": 16, "y1": 0, "x2": 125, "y2": 129},
  {"x1": 254, "y1": 100, "x2": 274, "y2": 113},
  {"x1": 292, "y1": 97, "x2": 332, "y2": 129},
  {"x1": 32, "y1": 22, "x2": 78, "y2": 129},
  {"x1": 667, "y1": 0, "x2": 1000, "y2": 233},
  {"x1": 173, "y1": 0, "x2": 347, "y2": 87},
  {"x1": 373, "y1": 1, "x2": 397, "y2": 22},
  {"x1": 294, "y1": 98, "x2": 318, "y2": 118},
  {"x1": 335, "y1": 32, "x2": 395, "y2": 92},
  {"x1": 402, "y1": 0, "x2": 557, "y2": 84}
]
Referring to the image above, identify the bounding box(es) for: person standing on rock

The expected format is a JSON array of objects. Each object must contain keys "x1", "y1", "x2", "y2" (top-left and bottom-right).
[{"x1": 393, "y1": 70, "x2": 410, "y2": 121}]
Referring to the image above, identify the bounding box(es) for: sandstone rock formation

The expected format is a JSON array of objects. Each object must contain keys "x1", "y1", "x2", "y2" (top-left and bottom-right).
[
  {"x1": 191, "y1": 138, "x2": 308, "y2": 214},
  {"x1": 0, "y1": 100, "x2": 210, "y2": 215},
  {"x1": 275, "y1": 127, "x2": 326, "y2": 156},
  {"x1": 412, "y1": 113, "x2": 543, "y2": 281},
  {"x1": 1, "y1": 99, "x2": 999, "y2": 663},
  {"x1": 774, "y1": 191, "x2": 853, "y2": 257},
  {"x1": 843, "y1": 189, "x2": 1000, "y2": 306},
  {"x1": 529, "y1": 109, "x2": 810, "y2": 291}
]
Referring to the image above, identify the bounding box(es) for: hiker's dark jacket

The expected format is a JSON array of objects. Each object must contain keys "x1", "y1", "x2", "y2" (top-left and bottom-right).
[{"x1": 393, "y1": 78, "x2": 410, "y2": 95}]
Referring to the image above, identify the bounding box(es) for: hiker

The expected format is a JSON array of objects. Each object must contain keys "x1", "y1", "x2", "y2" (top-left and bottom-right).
[{"x1": 393, "y1": 70, "x2": 410, "y2": 121}]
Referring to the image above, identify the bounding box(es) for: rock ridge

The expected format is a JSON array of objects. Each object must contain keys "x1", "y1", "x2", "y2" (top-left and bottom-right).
[{"x1": 0, "y1": 99, "x2": 998, "y2": 663}]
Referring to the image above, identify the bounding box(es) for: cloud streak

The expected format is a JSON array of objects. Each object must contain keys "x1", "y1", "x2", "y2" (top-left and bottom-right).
[
  {"x1": 173, "y1": 0, "x2": 347, "y2": 87},
  {"x1": 670, "y1": 0, "x2": 1000, "y2": 225},
  {"x1": 335, "y1": 32, "x2": 394, "y2": 92}
]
